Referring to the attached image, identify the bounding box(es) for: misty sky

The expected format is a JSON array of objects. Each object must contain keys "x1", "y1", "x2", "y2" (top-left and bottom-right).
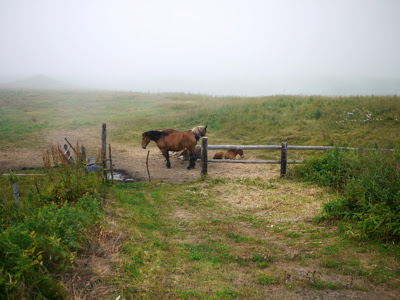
[{"x1": 1, "y1": 0, "x2": 400, "y2": 95}]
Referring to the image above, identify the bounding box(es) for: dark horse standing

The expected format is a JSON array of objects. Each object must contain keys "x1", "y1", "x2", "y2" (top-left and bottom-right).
[{"x1": 141, "y1": 130, "x2": 200, "y2": 169}]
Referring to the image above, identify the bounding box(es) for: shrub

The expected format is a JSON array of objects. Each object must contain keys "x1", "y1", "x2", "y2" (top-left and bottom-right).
[
  {"x1": 0, "y1": 193, "x2": 103, "y2": 298},
  {"x1": 0, "y1": 145, "x2": 104, "y2": 298},
  {"x1": 293, "y1": 147, "x2": 400, "y2": 242},
  {"x1": 293, "y1": 147, "x2": 352, "y2": 189}
]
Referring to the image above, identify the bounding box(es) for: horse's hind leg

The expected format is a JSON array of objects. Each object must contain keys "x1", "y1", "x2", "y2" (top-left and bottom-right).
[
  {"x1": 187, "y1": 149, "x2": 196, "y2": 170},
  {"x1": 162, "y1": 150, "x2": 171, "y2": 168}
]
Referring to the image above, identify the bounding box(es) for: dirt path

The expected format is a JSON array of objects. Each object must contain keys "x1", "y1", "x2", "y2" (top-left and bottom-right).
[{"x1": 72, "y1": 176, "x2": 400, "y2": 299}]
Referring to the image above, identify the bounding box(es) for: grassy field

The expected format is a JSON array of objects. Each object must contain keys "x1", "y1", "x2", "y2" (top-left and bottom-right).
[
  {"x1": 1, "y1": 89, "x2": 400, "y2": 298},
  {"x1": 98, "y1": 178, "x2": 400, "y2": 299},
  {"x1": 1, "y1": 90, "x2": 399, "y2": 151}
]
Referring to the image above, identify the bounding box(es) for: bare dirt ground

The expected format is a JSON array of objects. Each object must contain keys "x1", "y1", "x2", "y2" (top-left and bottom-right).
[
  {"x1": 113, "y1": 143, "x2": 281, "y2": 182},
  {"x1": 0, "y1": 128, "x2": 281, "y2": 181}
]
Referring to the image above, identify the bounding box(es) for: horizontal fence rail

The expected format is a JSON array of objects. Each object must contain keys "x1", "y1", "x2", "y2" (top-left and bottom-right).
[
  {"x1": 208, "y1": 145, "x2": 282, "y2": 150},
  {"x1": 197, "y1": 145, "x2": 394, "y2": 151},
  {"x1": 207, "y1": 160, "x2": 302, "y2": 164},
  {"x1": 287, "y1": 146, "x2": 394, "y2": 151},
  {"x1": 198, "y1": 137, "x2": 395, "y2": 177},
  {"x1": 196, "y1": 145, "x2": 280, "y2": 150}
]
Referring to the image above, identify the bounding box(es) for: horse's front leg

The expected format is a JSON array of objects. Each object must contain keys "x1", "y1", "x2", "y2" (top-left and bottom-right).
[{"x1": 162, "y1": 150, "x2": 171, "y2": 168}]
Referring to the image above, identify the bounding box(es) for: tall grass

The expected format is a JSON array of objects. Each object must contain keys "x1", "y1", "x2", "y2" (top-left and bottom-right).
[
  {"x1": 1, "y1": 90, "x2": 399, "y2": 150},
  {"x1": 291, "y1": 147, "x2": 400, "y2": 241}
]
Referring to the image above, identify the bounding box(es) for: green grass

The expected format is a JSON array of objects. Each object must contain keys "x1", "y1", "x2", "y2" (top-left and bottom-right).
[
  {"x1": 258, "y1": 275, "x2": 279, "y2": 285},
  {"x1": 2, "y1": 89, "x2": 400, "y2": 298},
  {"x1": 290, "y1": 146, "x2": 400, "y2": 242},
  {"x1": 105, "y1": 178, "x2": 400, "y2": 298},
  {"x1": 1, "y1": 90, "x2": 399, "y2": 154},
  {"x1": 0, "y1": 163, "x2": 103, "y2": 299}
]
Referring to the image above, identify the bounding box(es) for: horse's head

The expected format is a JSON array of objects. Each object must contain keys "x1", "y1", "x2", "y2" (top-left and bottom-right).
[
  {"x1": 192, "y1": 125, "x2": 207, "y2": 137},
  {"x1": 200, "y1": 125, "x2": 207, "y2": 136},
  {"x1": 141, "y1": 133, "x2": 151, "y2": 149},
  {"x1": 237, "y1": 149, "x2": 244, "y2": 158}
]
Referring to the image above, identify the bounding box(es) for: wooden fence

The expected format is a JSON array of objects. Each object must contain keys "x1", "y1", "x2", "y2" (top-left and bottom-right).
[{"x1": 198, "y1": 137, "x2": 394, "y2": 177}]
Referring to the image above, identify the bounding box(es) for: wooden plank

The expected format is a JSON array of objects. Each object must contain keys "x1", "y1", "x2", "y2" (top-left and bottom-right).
[
  {"x1": 65, "y1": 138, "x2": 78, "y2": 154},
  {"x1": 288, "y1": 146, "x2": 343, "y2": 150},
  {"x1": 62, "y1": 143, "x2": 74, "y2": 163},
  {"x1": 287, "y1": 146, "x2": 394, "y2": 151},
  {"x1": 207, "y1": 160, "x2": 302, "y2": 164},
  {"x1": 207, "y1": 145, "x2": 281, "y2": 150},
  {"x1": 201, "y1": 144, "x2": 394, "y2": 152},
  {"x1": 208, "y1": 159, "x2": 280, "y2": 164}
]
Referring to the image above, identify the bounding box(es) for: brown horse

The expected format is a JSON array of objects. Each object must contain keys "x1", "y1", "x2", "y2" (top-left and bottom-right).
[
  {"x1": 225, "y1": 149, "x2": 244, "y2": 159},
  {"x1": 163, "y1": 125, "x2": 207, "y2": 158},
  {"x1": 141, "y1": 130, "x2": 199, "y2": 169},
  {"x1": 213, "y1": 152, "x2": 225, "y2": 159},
  {"x1": 213, "y1": 149, "x2": 244, "y2": 160},
  {"x1": 163, "y1": 125, "x2": 207, "y2": 137}
]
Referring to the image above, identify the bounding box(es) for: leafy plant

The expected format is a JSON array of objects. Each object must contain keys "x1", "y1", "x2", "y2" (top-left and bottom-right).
[
  {"x1": 0, "y1": 145, "x2": 103, "y2": 299},
  {"x1": 258, "y1": 275, "x2": 278, "y2": 285},
  {"x1": 294, "y1": 146, "x2": 400, "y2": 241}
]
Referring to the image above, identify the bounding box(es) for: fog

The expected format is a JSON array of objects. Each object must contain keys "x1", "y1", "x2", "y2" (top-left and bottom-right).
[{"x1": 1, "y1": 0, "x2": 400, "y2": 96}]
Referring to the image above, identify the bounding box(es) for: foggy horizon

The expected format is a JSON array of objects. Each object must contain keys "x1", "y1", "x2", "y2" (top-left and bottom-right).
[{"x1": 1, "y1": 0, "x2": 400, "y2": 96}]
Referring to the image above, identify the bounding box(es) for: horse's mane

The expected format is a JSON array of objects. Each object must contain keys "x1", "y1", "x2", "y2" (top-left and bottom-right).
[
  {"x1": 191, "y1": 125, "x2": 207, "y2": 137},
  {"x1": 193, "y1": 132, "x2": 201, "y2": 141},
  {"x1": 143, "y1": 130, "x2": 169, "y2": 141}
]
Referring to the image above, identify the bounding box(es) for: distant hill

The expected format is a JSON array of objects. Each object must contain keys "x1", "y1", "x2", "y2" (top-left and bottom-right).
[{"x1": 0, "y1": 74, "x2": 75, "y2": 90}]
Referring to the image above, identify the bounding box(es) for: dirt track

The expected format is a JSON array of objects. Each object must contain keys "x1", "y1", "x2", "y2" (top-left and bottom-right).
[{"x1": 0, "y1": 128, "x2": 280, "y2": 181}]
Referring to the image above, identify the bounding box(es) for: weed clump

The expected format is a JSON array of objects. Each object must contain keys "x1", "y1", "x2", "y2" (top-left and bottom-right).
[
  {"x1": 0, "y1": 145, "x2": 103, "y2": 299},
  {"x1": 291, "y1": 146, "x2": 400, "y2": 242}
]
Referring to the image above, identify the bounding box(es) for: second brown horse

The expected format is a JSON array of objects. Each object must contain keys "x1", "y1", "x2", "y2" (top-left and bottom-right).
[
  {"x1": 141, "y1": 130, "x2": 199, "y2": 169},
  {"x1": 213, "y1": 149, "x2": 244, "y2": 160}
]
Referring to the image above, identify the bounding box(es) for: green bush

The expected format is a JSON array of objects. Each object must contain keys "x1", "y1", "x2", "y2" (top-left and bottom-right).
[
  {"x1": 0, "y1": 163, "x2": 103, "y2": 299},
  {"x1": 293, "y1": 147, "x2": 400, "y2": 242},
  {"x1": 293, "y1": 147, "x2": 352, "y2": 189}
]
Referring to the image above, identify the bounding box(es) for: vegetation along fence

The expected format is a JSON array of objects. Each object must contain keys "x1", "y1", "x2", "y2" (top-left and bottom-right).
[{"x1": 198, "y1": 137, "x2": 394, "y2": 177}]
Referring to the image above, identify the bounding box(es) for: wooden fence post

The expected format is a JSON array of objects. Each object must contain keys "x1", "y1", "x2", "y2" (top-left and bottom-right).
[
  {"x1": 81, "y1": 145, "x2": 86, "y2": 163},
  {"x1": 201, "y1": 137, "x2": 208, "y2": 176},
  {"x1": 280, "y1": 142, "x2": 287, "y2": 177},
  {"x1": 13, "y1": 183, "x2": 19, "y2": 207},
  {"x1": 102, "y1": 123, "x2": 107, "y2": 170},
  {"x1": 109, "y1": 144, "x2": 114, "y2": 184}
]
